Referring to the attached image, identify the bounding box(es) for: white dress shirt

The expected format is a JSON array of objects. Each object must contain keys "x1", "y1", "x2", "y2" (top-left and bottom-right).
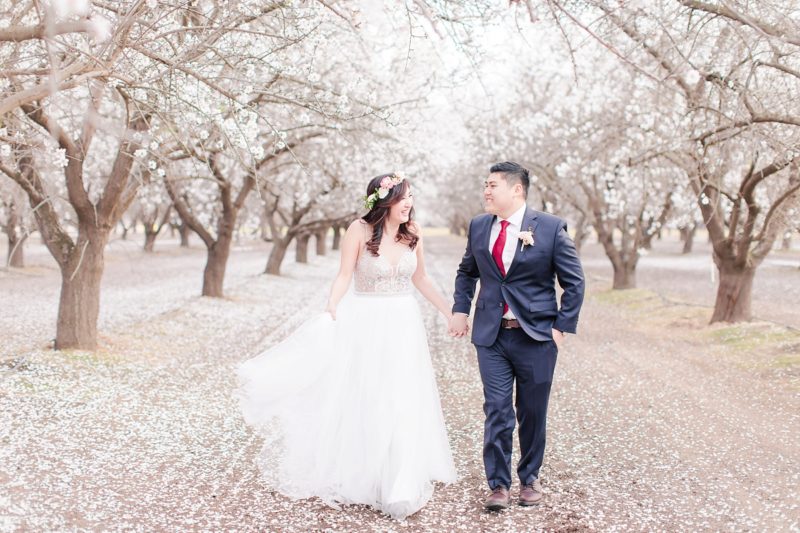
[{"x1": 489, "y1": 203, "x2": 527, "y2": 319}]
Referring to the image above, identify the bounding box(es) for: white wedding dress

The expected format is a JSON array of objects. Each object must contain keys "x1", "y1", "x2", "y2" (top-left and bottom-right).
[{"x1": 235, "y1": 244, "x2": 457, "y2": 519}]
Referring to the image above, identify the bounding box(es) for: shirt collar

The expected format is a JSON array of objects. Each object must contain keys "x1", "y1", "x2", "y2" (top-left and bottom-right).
[{"x1": 499, "y1": 203, "x2": 527, "y2": 228}]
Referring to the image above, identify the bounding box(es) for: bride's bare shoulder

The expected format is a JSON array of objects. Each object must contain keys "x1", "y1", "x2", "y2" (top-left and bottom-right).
[{"x1": 346, "y1": 219, "x2": 371, "y2": 241}]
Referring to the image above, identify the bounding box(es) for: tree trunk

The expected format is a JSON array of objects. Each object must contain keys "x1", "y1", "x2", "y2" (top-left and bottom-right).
[
  {"x1": 295, "y1": 233, "x2": 310, "y2": 263},
  {"x1": 202, "y1": 238, "x2": 231, "y2": 297},
  {"x1": 179, "y1": 223, "x2": 191, "y2": 247},
  {"x1": 680, "y1": 225, "x2": 696, "y2": 254},
  {"x1": 55, "y1": 232, "x2": 108, "y2": 350},
  {"x1": 573, "y1": 215, "x2": 588, "y2": 254},
  {"x1": 3, "y1": 201, "x2": 26, "y2": 267},
  {"x1": 265, "y1": 237, "x2": 292, "y2": 275},
  {"x1": 260, "y1": 217, "x2": 273, "y2": 242},
  {"x1": 781, "y1": 232, "x2": 792, "y2": 250},
  {"x1": 611, "y1": 259, "x2": 637, "y2": 290},
  {"x1": 143, "y1": 229, "x2": 158, "y2": 252},
  {"x1": 332, "y1": 225, "x2": 342, "y2": 250},
  {"x1": 6, "y1": 233, "x2": 26, "y2": 267},
  {"x1": 710, "y1": 263, "x2": 756, "y2": 323},
  {"x1": 315, "y1": 228, "x2": 327, "y2": 256}
]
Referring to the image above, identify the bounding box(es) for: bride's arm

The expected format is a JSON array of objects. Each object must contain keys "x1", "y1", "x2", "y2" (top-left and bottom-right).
[
  {"x1": 410, "y1": 225, "x2": 453, "y2": 320},
  {"x1": 325, "y1": 219, "x2": 364, "y2": 319}
]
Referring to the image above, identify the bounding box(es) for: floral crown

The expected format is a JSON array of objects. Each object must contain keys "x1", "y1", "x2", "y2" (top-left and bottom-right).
[{"x1": 363, "y1": 172, "x2": 405, "y2": 211}]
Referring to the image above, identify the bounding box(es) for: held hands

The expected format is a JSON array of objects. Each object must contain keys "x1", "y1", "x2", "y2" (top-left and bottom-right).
[{"x1": 448, "y1": 313, "x2": 470, "y2": 338}]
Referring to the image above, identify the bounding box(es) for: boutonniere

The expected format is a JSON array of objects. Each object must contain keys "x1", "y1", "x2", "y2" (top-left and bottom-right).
[{"x1": 518, "y1": 226, "x2": 534, "y2": 251}]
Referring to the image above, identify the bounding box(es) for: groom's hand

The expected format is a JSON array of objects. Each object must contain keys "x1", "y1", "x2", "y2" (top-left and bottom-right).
[
  {"x1": 449, "y1": 313, "x2": 470, "y2": 337},
  {"x1": 552, "y1": 328, "x2": 565, "y2": 349}
]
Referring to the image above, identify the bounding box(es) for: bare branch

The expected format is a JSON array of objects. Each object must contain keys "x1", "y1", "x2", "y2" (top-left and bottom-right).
[
  {"x1": 678, "y1": 0, "x2": 800, "y2": 47},
  {"x1": 0, "y1": 20, "x2": 93, "y2": 42}
]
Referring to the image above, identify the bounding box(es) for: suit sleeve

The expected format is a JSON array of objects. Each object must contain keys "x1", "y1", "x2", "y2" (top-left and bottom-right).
[
  {"x1": 552, "y1": 221, "x2": 585, "y2": 334},
  {"x1": 452, "y1": 218, "x2": 480, "y2": 315}
]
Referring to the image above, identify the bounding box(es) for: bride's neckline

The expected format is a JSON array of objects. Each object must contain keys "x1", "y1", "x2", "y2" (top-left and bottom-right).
[{"x1": 363, "y1": 244, "x2": 413, "y2": 270}]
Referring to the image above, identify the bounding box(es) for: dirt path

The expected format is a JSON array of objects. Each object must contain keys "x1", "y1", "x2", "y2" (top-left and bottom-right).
[{"x1": 1, "y1": 235, "x2": 798, "y2": 532}]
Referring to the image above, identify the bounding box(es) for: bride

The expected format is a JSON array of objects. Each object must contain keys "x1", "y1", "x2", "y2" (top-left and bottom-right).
[{"x1": 236, "y1": 173, "x2": 458, "y2": 519}]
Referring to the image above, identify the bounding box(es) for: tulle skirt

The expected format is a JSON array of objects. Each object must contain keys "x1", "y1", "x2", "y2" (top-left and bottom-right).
[{"x1": 235, "y1": 290, "x2": 457, "y2": 519}]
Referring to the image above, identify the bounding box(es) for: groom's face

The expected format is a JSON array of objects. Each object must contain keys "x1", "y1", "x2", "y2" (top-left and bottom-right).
[{"x1": 483, "y1": 172, "x2": 516, "y2": 216}]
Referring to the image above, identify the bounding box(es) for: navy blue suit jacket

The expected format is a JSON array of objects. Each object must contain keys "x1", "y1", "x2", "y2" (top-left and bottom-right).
[{"x1": 453, "y1": 207, "x2": 585, "y2": 346}]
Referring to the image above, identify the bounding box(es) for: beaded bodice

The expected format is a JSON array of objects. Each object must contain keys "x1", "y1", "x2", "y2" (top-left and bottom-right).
[{"x1": 353, "y1": 245, "x2": 417, "y2": 294}]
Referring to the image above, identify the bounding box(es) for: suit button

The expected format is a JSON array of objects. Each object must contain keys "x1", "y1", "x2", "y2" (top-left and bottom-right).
[{"x1": 498, "y1": 303, "x2": 503, "y2": 308}]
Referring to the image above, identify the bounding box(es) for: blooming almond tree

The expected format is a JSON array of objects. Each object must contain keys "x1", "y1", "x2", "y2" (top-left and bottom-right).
[
  {"x1": 524, "y1": 0, "x2": 800, "y2": 321},
  {"x1": 131, "y1": 178, "x2": 171, "y2": 253},
  {"x1": 0, "y1": 1, "x2": 313, "y2": 348}
]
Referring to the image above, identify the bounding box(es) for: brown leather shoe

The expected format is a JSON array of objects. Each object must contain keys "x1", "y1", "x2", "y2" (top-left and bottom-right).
[
  {"x1": 484, "y1": 486, "x2": 510, "y2": 511},
  {"x1": 519, "y1": 479, "x2": 543, "y2": 506}
]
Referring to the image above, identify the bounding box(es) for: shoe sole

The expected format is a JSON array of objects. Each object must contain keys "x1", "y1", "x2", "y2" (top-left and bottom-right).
[
  {"x1": 518, "y1": 499, "x2": 541, "y2": 507},
  {"x1": 484, "y1": 502, "x2": 510, "y2": 512}
]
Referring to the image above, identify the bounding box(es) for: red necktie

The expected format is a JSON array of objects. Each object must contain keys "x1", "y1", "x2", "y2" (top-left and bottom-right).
[{"x1": 492, "y1": 220, "x2": 509, "y2": 314}]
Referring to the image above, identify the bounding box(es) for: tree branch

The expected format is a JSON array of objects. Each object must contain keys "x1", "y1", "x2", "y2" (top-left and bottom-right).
[
  {"x1": 678, "y1": 0, "x2": 800, "y2": 47},
  {"x1": 0, "y1": 20, "x2": 93, "y2": 42},
  {"x1": 163, "y1": 176, "x2": 215, "y2": 248}
]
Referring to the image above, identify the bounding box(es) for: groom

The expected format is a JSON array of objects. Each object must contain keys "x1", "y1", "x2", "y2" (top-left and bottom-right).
[{"x1": 449, "y1": 161, "x2": 585, "y2": 510}]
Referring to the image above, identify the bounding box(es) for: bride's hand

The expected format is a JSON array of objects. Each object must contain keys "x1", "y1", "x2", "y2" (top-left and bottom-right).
[{"x1": 326, "y1": 304, "x2": 337, "y2": 320}]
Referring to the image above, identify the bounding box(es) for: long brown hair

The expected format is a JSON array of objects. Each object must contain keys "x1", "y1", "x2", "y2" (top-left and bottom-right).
[{"x1": 361, "y1": 174, "x2": 419, "y2": 257}]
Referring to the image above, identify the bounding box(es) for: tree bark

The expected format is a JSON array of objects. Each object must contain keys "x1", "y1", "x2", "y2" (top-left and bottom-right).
[
  {"x1": 331, "y1": 224, "x2": 342, "y2": 250},
  {"x1": 593, "y1": 216, "x2": 638, "y2": 290},
  {"x1": 142, "y1": 206, "x2": 171, "y2": 252},
  {"x1": 680, "y1": 225, "x2": 697, "y2": 254},
  {"x1": 295, "y1": 233, "x2": 310, "y2": 263},
  {"x1": 260, "y1": 216, "x2": 273, "y2": 242},
  {"x1": 265, "y1": 236, "x2": 292, "y2": 275},
  {"x1": 315, "y1": 227, "x2": 327, "y2": 256},
  {"x1": 179, "y1": 223, "x2": 191, "y2": 247},
  {"x1": 55, "y1": 229, "x2": 108, "y2": 350},
  {"x1": 710, "y1": 263, "x2": 756, "y2": 323},
  {"x1": 6, "y1": 233, "x2": 26, "y2": 267},
  {"x1": 202, "y1": 238, "x2": 230, "y2": 297},
  {"x1": 3, "y1": 200, "x2": 26, "y2": 267},
  {"x1": 143, "y1": 231, "x2": 157, "y2": 253},
  {"x1": 611, "y1": 259, "x2": 637, "y2": 290},
  {"x1": 572, "y1": 214, "x2": 588, "y2": 254}
]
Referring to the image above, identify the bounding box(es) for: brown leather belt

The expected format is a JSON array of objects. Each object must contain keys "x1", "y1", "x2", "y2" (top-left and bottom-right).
[{"x1": 500, "y1": 318, "x2": 521, "y2": 329}]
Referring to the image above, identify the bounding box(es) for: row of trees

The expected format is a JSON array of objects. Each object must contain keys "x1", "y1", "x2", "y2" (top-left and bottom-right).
[
  {"x1": 0, "y1": 1, "x2": 494, "y2": 349},
  {"x1": 1, "y1": 1, "x2": 798, "y2": 351},
  {"x1": 442, "y1": 0, "x2": 799, "y2": 323}
]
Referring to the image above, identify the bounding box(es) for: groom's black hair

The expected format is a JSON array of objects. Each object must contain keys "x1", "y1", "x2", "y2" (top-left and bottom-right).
[{"x1": 490, "y1": 161, "x2": 530, "y2": 199}]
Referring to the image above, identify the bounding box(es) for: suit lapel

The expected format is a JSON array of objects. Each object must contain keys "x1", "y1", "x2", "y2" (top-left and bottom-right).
[
  {"x1": 481, "y1": 215, "x2": 504, "y2": 278},
  {"x1": 506, "y1": 206, "x2": 539, "y2": 278}
]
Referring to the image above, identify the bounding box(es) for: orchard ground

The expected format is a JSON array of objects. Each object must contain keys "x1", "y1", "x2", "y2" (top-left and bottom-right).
[{"x1": 1, "y1": 230, "x2": 798, "y2": 532}]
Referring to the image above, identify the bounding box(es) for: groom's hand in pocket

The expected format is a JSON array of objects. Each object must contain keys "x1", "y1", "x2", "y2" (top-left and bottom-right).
[
  {"x1": 552, "y1": 328, "x2": 565, "y2": 349},
  {"x1": 449, "y1": 313, "x2": 469, "y2": 337}
]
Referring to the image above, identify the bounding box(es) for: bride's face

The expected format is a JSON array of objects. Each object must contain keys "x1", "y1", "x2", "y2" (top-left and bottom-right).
[{"x1": 388, "y1": 187, "x2": 414, "y2": 224}]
